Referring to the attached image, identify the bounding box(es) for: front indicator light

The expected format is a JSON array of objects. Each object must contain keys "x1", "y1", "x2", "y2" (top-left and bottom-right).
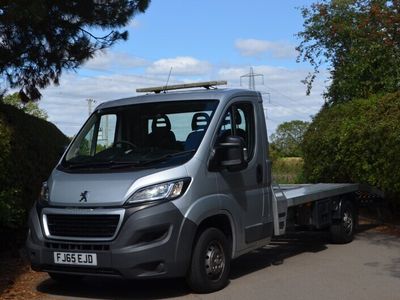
[{"x1": 40, "y1": 182, "x2": 49, "y2": 202}]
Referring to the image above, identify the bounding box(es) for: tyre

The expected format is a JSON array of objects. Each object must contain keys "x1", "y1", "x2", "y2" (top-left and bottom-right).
[
  {"x1": 330, "y1": 200, "x2": 355, "y2": 244},
  {"x1": 48, "y1": 272, "x2": 83, "y2": 283},
  {"x1": 186, "y1": 228, "x2": 231, "y2": 293}
]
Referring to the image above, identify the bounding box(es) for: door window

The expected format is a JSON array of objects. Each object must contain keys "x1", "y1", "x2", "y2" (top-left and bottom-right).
[
  {"x1": 74, "y1": 114, "x2": 117, "y2": 157},
  {"x1": 96, "y1": 114, "x2": 117, "y2": 153},
  {"x1": 217, "y1": 102, "x2": 255, "y2": 161}
]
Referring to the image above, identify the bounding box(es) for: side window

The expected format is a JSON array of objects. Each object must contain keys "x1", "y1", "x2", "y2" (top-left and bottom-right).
[
  {"x1": 96, "y1": 114, "x2": 117, "y2": 153},
  {"x1": 217, "y1": 102, "x2": 255, "y2": 161},
  {"x1": 78, "y1": 125, "x2": 94, "y2": 156},
  {"x1": 77, "y1": 114, "x2": 117, "y2": 156},
  {"x1": 217, "y1": 110, "x2": 233, "y2": 137},
  {"x1": 236, "y1": 103, "x2": 255, "y2": 160}
]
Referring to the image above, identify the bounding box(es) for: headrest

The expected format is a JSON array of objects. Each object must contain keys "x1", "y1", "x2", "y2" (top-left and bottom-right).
[
  {"x1": 221, "y1": 111, "x2": 242, "y2": 126},
  {"x1": 192, "y1": 113, "x2": 210, "y2": 130},
  {"x1": 152, "y1": 114, "x2": 171, "y2": 132},
  {"x1": 235, "y1": 111, "x2": 242, "y2": 125}
]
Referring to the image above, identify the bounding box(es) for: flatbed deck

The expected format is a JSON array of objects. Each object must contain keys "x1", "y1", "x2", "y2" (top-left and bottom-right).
[{"x1": 276, "y1": 183, "x2": 360, "y2": 207}]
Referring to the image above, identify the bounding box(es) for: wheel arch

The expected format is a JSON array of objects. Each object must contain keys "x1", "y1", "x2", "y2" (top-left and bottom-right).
[
  {"x1": 174, "y1": 203, "x2": 237, "y2": 275},
  {"x1": 330, "y1": 193, "x2": 358, "y2": 244},
  {"x1": 332, "y1": 192, "x2": 359, "y2": 223},
  {"x1": 194, "y1": 212, "x2": 236, "y2": 258}
]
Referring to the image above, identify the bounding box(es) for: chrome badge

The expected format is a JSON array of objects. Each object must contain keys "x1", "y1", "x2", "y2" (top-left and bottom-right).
[{"x1": 80, "y1": 191, "x2": 89, "y2": 202}]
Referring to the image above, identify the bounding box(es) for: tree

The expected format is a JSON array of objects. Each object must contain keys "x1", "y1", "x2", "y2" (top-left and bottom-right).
[
  {"x1": 0, "y1": 0, "x2": 150, "y2": 102},
  {"x1": 297, "y1": 0, "x2": 400, "y2": 104},
  {"x1": 1, "y1": 93, "x2": 48, "y2": 119},
  {"x1": 0, "y1": 102, "x2": 69, "y2": 229},
  {"x1": 270, "y1": 120, "x2": 309, "y2": 157},
  {"x1": 301, "y1": 92, "x2": 400, "y2": 207}
]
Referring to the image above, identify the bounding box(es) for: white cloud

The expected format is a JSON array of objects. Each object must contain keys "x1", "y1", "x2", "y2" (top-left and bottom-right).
[
  {"x1": 83, "y1": 52, "x2": 148, "y2": 71},
  {"x1": 39, "y1": 73, "x2": 175, "y2": 136},
  {"x1": 235, "y1": 39, "x2": 297, "y2": 59},
  {"x1": 218, "y1": 65, "x2": 324, "y2": 97},
  {"x1": 217, "y1": 65, "x2": 326, "y2": 134},
  {"x1": 147, "y1": 56, "x2": 212, "y2": 75},
  {"x1": 39, "y1": 59, "x2": 327, "y2": 137}
]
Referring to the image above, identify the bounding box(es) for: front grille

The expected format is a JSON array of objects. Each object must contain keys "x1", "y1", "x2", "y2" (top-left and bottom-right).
[
  {"x1": 46, "y1": 214, "x2": 120, "y2": 238},
  {"x1": 45, "y1": 242, "x2": 110, "y2": 251}
]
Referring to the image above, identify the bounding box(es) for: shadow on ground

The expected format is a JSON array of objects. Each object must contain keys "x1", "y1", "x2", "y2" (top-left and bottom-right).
[
  {"x1": 230, "y1": 231, "x2": 329, "y2": 280},
  {"x1": 38, "y1": 277, "x2": 190, "y2": 300}
]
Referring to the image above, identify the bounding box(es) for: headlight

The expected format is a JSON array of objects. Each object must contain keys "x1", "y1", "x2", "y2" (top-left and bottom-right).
[
  {"x1": 126, "y1": 178, "x2": 190, "y2": 205},
  {"x1": 40, "y1": 181, "x2": 49, "y2": 202}
]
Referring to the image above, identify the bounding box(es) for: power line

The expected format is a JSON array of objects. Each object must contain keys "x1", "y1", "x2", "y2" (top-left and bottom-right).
[
  {"x1": 268, "y1": 98, "x2": 320, "y2": 117},
  {"x1": 263, "y1": 84, "x2": 301, "y2": 104}
]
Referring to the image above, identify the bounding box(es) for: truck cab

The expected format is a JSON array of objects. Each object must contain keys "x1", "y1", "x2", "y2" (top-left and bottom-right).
[{"x1": 27, "y1": 84, "x2": 275, "y2": 292}]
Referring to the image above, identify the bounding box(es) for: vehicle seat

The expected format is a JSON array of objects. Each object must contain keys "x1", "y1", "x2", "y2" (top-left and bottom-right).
[
  {"x1": 147, "y1": 114, "x2": 176, "y2": 149},
  {"x1": 234, "y1": 112, "x2": 247, "y2": 143},
  {"x1": 218, "y1": 111, "x2": 247, "y2": 143},
  {"x1": 184, "y1": 113, "x2": 210, "y2": 150}
]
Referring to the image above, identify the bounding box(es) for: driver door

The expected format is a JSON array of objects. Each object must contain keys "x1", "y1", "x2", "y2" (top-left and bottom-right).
[{"x1": 214, "y1": 100, "x2": 269, "y2": 249}]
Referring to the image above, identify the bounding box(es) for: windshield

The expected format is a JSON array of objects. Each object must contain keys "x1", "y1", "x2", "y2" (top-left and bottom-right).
[{"x1": 62, "y1": 100, "x2": 218, "y2": 170}]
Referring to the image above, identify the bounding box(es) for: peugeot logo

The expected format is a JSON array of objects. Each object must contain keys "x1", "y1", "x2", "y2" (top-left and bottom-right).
[{"x1": 80, "y1": 191, "x2": 89, "y2": 202}]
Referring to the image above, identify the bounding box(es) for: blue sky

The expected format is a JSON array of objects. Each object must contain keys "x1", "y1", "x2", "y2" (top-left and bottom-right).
[
  {"x1": 39, "y1": 0, "x2": 327, "y2": 136},
  {"x1": 120, "y1": 1, "x2": 309, "y2": 67}
]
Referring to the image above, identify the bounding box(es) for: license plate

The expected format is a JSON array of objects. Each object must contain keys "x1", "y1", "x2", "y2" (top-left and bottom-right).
[{"x1": 54, "y1": 252, "x2": 97, "y2": 266}]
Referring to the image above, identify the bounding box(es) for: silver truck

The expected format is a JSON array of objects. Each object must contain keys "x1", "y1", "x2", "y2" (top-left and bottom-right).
[{"x1": 26, "y1": 81, "x2": 377, "y2": 293}]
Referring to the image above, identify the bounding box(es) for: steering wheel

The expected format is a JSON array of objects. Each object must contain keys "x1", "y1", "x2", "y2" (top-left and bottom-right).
[{"x1": 113, "y1": 140, "x2": 138, "y2": 150}]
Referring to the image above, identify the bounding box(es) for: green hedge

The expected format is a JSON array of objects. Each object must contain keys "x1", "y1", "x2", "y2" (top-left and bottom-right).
[
  {"x1": 302, "y1": 92, "x2": 400, "y2": 205},
  {"x1": 0, "y1": 103, "x2": 69, "y2": 229}
]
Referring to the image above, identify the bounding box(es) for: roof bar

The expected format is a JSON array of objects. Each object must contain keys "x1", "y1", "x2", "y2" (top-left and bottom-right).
[{"x1": 136, "y1": 80, "x2": 227, "y2": 93}]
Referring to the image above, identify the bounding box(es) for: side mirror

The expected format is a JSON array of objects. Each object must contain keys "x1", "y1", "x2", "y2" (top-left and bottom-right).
[{"x1": 210, "y1": 136, "x2": 248, "y2": 172}]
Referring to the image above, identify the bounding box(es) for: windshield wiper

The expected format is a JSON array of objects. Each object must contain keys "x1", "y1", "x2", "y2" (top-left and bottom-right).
[
  {"x1": 135, "y1": 149, "x2": 196, "y2": 167},
  {"x1": 65, "y1": 161, "x2": 113, "y2": 169},
  {"x1": 108, "y1": 160, "x2": 142, "y2": 169},
  {"x1": 66, "y1": 160, "x2": 141, "y2": 170},
  {"x1": 111, "y1": 150, "x2": 196, "y2": 169}
]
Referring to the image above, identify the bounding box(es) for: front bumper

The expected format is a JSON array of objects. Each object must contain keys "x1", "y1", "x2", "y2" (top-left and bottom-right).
[{"x1": 26, "y1": 202, "x2": 196, "y2": 279}]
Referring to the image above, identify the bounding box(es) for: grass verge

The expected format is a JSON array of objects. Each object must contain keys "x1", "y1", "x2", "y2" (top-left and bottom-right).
[{"x1": 272, "y1": 157, "x2": 304, "y2": 184}]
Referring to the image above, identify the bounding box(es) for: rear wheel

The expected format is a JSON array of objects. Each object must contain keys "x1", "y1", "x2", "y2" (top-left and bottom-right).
[
  {"x1": 330, "y1": 200, "x2": 355, "y2": 244},
  {"x1": 48, "y1": 272, "x2": 83, "y2": 283},
  {"x1": 186, "y1": 228, "x2": 231, "y2": 293}
]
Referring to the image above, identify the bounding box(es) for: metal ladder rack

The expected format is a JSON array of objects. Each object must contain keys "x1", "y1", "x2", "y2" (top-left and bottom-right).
[{"x1": 136, "y1": 80, "x2": 227, "y2": 93}]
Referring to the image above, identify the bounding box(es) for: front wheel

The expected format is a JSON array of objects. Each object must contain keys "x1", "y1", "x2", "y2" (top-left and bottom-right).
[
  {"x1": 330, "y1": 200, "x2": 355, "y2": 244},
  {"x1": 186, "y1": 228, "x2": 231, "y2": 293}
]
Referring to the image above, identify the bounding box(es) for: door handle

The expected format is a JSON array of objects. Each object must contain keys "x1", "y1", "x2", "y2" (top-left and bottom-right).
[{"x1": 256, "y1": 164, "x2": 263, "y2": 184}]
